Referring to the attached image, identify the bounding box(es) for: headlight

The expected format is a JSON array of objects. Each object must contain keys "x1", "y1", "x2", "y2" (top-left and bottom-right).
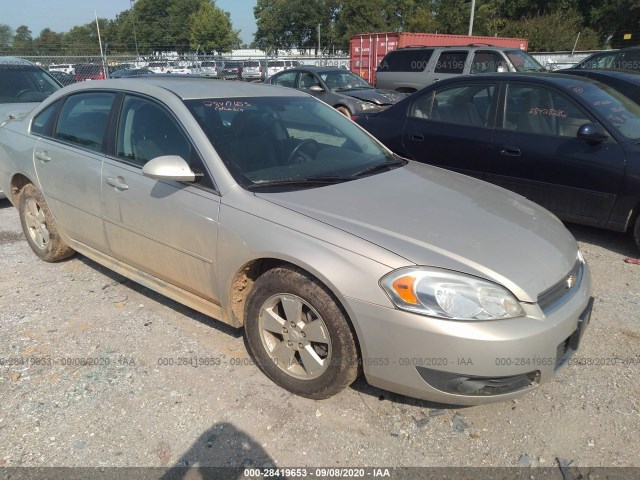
[
  {"x1": 380, "y1": 267, "x2": 525, "y2": 321},
  {"x1": 356, "y1": 101, "x2": 383, "y2": 112}
]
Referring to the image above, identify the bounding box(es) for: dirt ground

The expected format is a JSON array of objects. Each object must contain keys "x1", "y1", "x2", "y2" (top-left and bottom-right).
[{"x1": 1, "y1": 196, "x2": 638, "y2": 474}]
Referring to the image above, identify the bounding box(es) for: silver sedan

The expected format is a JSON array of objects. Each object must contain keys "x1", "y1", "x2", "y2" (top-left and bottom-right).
[{"x1": 0, "y1": 78, "x2": 593, "y2": 405}]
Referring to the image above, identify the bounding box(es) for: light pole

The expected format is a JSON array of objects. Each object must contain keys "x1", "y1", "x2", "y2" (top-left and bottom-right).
[
  {"x1": 130, "y1": 0, "x2": 140, "y2": 60},
  {"x1": 468, "y1": 0, "x2": 476, "y2": 36}
]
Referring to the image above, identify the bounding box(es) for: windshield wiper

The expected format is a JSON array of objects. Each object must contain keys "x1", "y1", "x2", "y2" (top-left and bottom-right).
[
  {"x1": 351, "y1": 158, "x2": 407, "y2": 177},
  {"x1": 247, "y1": 176, "x2": 351, "y2": 190}
]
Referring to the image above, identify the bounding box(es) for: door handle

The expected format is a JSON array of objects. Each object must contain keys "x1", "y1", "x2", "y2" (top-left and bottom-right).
[
  {"x1": 500, "y1": 145, "x2": 521, "y2": 157},
  {"x1": 409, "y1": 133, "x2": 425, "y2": 142},
  {"x1": 106, "y1": 176, "x2": 129, "y2": 191},
  {"x1": 35, "y1": 151, "x2": 51, "y2": 163}
]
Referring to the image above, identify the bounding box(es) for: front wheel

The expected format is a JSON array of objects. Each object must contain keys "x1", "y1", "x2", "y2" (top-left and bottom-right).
[
  {"x1": 244, "y1": 267, "x2": 360, "y2": 399},
  {"x1": 335, "y1": 106, "x2": 352, "y2": 119},
  {"x1": 18, "y1": 184, "x2": 74, "y2": 262},
  {"x1": 634, "y1": 215, "x2": 640, "y2": 251}
]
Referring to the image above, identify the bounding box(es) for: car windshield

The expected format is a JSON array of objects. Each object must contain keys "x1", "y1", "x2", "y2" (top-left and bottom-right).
[
  {"x1": 184, "y1": 96, "x2": 401, "y2": 190},
  {"x1": 505, "y1": 50, "x2": 545, "y2": 72},
  {"x1": 319, "y1": 70, "x2": 372, "y2": 91},
  {"x1": 0, "y1": 64, "x2": 60, "y2": 104},
  {"x1": 565, "y1": 82, "x2": 640, "y2": 141}
]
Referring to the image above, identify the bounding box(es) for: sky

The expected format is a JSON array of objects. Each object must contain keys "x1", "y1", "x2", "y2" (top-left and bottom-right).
[{"x1": 0, "y1": 0, "x2": 258, "y2": 44}]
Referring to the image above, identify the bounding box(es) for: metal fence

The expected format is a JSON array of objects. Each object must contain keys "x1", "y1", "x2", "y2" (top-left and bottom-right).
[{"x1": 21, "y1": 53, "x2": 352, "y2": 83}]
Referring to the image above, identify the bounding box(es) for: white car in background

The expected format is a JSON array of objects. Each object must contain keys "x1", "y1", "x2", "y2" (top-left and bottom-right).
[{"x1": 48, "y1": 63, "x2": 75, "y2": 75}]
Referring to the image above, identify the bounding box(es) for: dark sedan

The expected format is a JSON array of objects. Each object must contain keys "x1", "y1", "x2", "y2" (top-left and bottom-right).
[
  {"x1": 268, "y1": 66, "x2": 405, "y2": 118},
  {"x1": 354, "y1": 73, "x2": 640, "y2": 249},
  {"x1": 557, "y1": 69, "x2": 640, "y2": 105}
]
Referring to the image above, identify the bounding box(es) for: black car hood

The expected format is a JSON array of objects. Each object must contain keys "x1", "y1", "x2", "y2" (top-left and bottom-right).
[{"x1": 339, "y1": 88, "x2": 406, "y2": 106}]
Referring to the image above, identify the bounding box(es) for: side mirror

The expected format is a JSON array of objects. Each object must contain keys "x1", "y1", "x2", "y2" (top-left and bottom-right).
[
  {"x1": 142, "y1": 155, "x2": 198, "y2": 182},
  {"x1": 309, "y1": 85, "x2": 324, "y2": 93},
  {"x1": 577, "y1": 123, "x2": 609, "y2": 144}
]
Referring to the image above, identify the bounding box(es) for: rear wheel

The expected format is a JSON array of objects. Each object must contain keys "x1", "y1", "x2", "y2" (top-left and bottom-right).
[
  {"x1": 244, "y1": 267, "x2": 360, "y2": 399},
  {"x1": 634, "y1": 215, "x2": 640, "y2": 251},
  {"x1": 18, "y1": 184, "x2": 74, "y2": 262}
]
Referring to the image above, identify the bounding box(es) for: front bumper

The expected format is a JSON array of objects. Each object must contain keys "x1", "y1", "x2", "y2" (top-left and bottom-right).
[{"x1": 343, "y1": 264, "x2": 593, "y2": 405}]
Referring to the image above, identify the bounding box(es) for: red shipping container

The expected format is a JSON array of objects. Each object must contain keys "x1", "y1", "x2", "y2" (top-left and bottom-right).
[{"x1": 350, "y1": 32, "x2": 529, "y2": 84}]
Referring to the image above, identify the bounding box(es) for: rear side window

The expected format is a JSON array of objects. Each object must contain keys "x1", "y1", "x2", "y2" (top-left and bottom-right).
[
  {"x1": 31, "y1": 100, "x2": 60, "y2": 137},
  {"x1": 434, "y1": 51, "x2": 468, "y2": 74},
  {"x1": 54, "y1": 92, "x2": 115, "y2": 152},
  {"x1": 377, "y1": 49, "x2": 434, "y2": 73}
]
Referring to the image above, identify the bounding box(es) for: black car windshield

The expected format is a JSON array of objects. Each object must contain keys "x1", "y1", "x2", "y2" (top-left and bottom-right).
[
  {"x1": 319, "y1": 70, "x2": 372, "y2": 91},
  {"x1": 0, "y1": 64, "x2": 60, "y2": 103},
  {"x1": 565, "y1": 82, "x2": 640, "y2": 141},
  {"x1": 505, "y1": 50, "x2": 545, "y2": 72},
  {"x1": 184, "y1": 96, "x2": 400, "y2": 190}
]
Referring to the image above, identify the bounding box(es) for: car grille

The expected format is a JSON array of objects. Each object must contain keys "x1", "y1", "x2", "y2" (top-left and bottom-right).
[{"x1": 537, "y1": 260, "x2": 583, "y2": 315}]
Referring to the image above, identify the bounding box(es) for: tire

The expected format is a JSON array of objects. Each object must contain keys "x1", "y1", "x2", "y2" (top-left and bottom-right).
[
  {"x1": 244, "y1": 267, "x2": 360, "y2": 399},
  {"x1": 18, "y1": 184, "x2": 74, "y2": 262},
  {"x1": 634, "y1": 215, "x2": 640, "y2": 251},
  {"x1": 335, "y1": 106, "x2": 352, "y2": 119}
]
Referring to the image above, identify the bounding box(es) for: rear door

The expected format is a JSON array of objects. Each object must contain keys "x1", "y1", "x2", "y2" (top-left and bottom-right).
[
  {"x1": 33, "y1": 91, "x2": 116, "y2": 250},
  {"x1": 402, "y1": 80, "x2": 498, "y2": 179},
  {"x1": 488, "y1": 81, "x2": 626, "y2": 222}
]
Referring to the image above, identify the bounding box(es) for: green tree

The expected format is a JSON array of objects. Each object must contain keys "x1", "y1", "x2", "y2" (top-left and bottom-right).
[
  {"x1": 334, "y1": 0, "x2": 387, "y2": 50},
  {"x1": 34, "y1": 28, "x2": 64, "y2": 55},
  {"x1": 501, "y1": 9, "x2": 600, "y2": 51},
  {"x1": 190, "y1": 2, "x2": 240, "y2": 54},
  {"x1": 0, "y1": 24, "x2": 12, "y2": 54},
  {"x1": 12, "y1": 25, "x2": 34, "y2": 54}
]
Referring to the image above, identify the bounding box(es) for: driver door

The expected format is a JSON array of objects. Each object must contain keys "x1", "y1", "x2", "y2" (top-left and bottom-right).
[{"x1": 101, "y1": 94, "x2": 221, "y2": 302}]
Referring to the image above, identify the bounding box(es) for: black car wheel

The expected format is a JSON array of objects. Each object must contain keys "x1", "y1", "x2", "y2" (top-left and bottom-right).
[{"x1": 244, "y1": 266, "x2": 360, "y2": 399}]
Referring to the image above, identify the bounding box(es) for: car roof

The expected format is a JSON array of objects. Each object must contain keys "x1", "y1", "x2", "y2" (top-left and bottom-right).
[
  {"x1": 53, "y1": 77, "x2": 308, "y2": 100},
  {"x1": 276, "y1": 66, "x2": 346, "y2": 74},
  {"x1": 392, "y1": 45, "x2": 519, "y2": 51},
  {"x1": 0, "y1": 56, "x2": 38, "y2": 67},
  {"x1": 439, "y1": 71, "x2": 601, "y2": 86},
  {"x1": 561, "y1": 68, "x2": 640, "y2": 81}
]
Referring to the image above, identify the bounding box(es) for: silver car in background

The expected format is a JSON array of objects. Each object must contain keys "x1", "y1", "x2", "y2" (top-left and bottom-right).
[{"x1": 0, "y1": 78, "x2": 592, "y2": 405}]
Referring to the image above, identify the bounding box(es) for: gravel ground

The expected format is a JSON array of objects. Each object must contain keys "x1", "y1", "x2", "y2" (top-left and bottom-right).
[{"x1": 0, "y1": 196, "x2": 639, "y2": 472}]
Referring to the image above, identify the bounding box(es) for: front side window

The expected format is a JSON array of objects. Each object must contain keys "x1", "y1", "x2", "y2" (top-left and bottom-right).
[
  {"x1": 54, "y1": 92, "x2": 115, "y2": 152},
  {"x1": 272, "y1": 71, "x2": 297, "y2": 88},
  {"x1": 434, "y1": 51, "x2": 468, "y2": 74},
  {"x1": 116, "y1": 95, "x2": 192, "y2": 167},
  {"x1": 184, "y1": 96, "x2": 399, "y2": 190},
  {"x1": 411, "y1": 83, "x2": 496, "y2": 127},
  {"x1": 503, "y1": 84, "x2": 591, "y2": 137},
  {"x1": 299, "y1": 72, "x2": 321, "y2": 91},
  {"x1": 504, "y1": 50, "x2": 544, "y2": 72},
  {"x1": 319, "y1": 70, "x2": 371, "y2": 91},
  {"x1": 471, "y1": 51, "x2": 508, "y2": 73}
]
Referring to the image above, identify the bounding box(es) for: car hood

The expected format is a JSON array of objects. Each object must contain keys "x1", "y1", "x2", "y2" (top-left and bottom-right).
[
  {"x1": 256, "y1": 162, "x2": 578, "y2": 302},
  {"x1": 339, "y1": 88, "x2": 406, "y2": 106}
]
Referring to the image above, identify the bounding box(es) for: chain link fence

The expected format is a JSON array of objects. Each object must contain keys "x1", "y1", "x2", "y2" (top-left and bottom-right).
[{"x1": 19, "y1": 53, "x2": 351, "y2": 84}]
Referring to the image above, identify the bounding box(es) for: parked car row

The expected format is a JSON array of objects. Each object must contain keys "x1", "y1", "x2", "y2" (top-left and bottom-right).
[{"x1": 2, "y1": 51, "x2": 640, "y2": 406}]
